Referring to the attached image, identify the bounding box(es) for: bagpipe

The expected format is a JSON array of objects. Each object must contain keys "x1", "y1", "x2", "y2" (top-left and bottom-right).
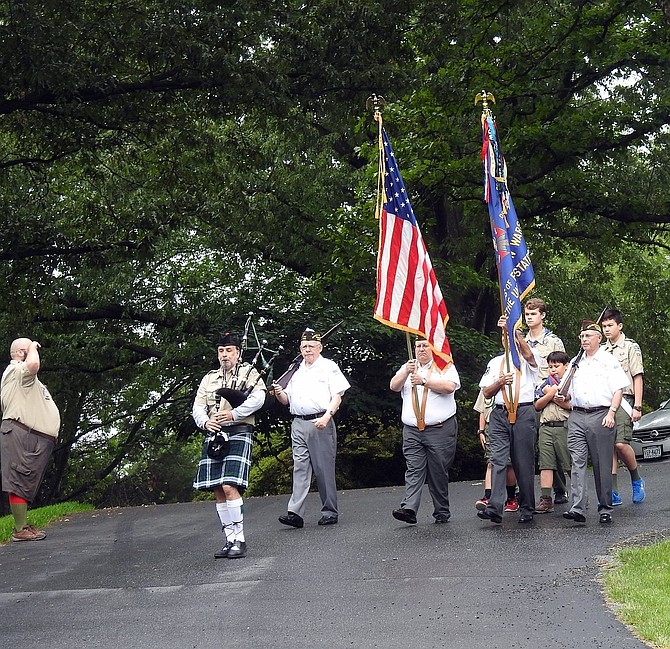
[
  {"x1": 213, "y1": 316, "x2": 344, "y2": 409},
  {"x1": 206, "y1": 314, "x2": 283, "y2": 460},
  {"x1": 214, "y1": 313, "x2": 284, "y2": 410},
  {"x1": 205, "y1": 317, "x2": 343, "y2": 459}
]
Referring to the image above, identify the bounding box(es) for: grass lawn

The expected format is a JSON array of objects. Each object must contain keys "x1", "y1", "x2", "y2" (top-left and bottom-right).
[
  {"x1": 603, "y1": 538, "x2": 670, "y2": 649},
  {"x1": 0, "y1": 501, "x2": 93, "y2": 544}
]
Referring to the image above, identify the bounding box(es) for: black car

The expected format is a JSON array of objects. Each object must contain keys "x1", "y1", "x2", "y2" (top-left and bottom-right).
[{"x1": 631, "y1": 399, "x2": 670, "y2": 460}]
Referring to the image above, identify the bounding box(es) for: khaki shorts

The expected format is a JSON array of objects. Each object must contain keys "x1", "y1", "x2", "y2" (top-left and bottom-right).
[
  {"x1": 537, "y1": 422, "x2": 571, "y2": 471},
  {"x1": 0, "y1": 420, "x2": 55, "y2": 502},
  {"x1": 615, "y1": 401, "x2": 633, "y2": 444}
]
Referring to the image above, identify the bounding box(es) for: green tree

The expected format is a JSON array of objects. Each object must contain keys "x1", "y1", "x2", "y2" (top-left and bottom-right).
[{"x1": 1, "y1": 1, "x2": 669, "y2": 508}]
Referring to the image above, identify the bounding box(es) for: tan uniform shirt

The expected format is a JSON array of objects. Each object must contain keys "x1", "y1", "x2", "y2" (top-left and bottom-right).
[
  {"x1": 1, "y1": 361, "x2": 61, "y2": 437},
  {"x1": 535, "y1": 377, "x2": 570, "y2": 424},
  {"x1": 192, "y1": 362, "x2": 266, "y2": 429},
  {"x1": 603, "y1": 333, "x2": 643, "y2": 397},
  {"x1": 473, "y1": 389, "x2": 494, "y2": 425},
  {"x1": 525, "y1": 328, "x2": 565, "y2": 382}
]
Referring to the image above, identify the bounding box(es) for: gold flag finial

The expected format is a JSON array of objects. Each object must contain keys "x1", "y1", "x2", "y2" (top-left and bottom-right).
[
  {"x1": 366, "y1": 94, "x2": 386, "y2": 116},
  {"x1": 474, "y1": 90, "x2": 496, "y2": 111}
]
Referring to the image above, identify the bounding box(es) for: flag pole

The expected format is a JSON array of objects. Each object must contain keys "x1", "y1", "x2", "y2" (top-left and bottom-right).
[
  {"x1": 368, "y1": 94, "x2": 387, "y2": 221},
  {"x1": 404, "y1": 332, "x2": 425, "y2": 430}
]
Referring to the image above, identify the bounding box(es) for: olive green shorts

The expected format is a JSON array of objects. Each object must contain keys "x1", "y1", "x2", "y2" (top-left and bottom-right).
[
  {"x1": 537, "y1": 422, "x2": 571, "y2": 472},
  {"x1": 615, "y1": 403, "x2": 633, "y2": 444}
]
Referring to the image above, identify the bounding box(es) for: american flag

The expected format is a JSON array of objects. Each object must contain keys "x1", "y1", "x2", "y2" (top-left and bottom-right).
[
  {"x1": 374, "y1": 127, "x2": 452, "y2": 370},
  {"x1": 481, "y1": 112, "x2": 535, "y2": 371}
]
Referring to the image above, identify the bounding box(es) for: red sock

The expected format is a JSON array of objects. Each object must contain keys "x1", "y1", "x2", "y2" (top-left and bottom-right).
[{"x1": 9, "y1": 494, "x2": 28, "y2": 505}]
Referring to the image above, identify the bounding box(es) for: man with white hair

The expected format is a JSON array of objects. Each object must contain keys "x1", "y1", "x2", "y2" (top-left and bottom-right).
[
  {"x1": 273, "y1": 327, "x2": 350, "y2": 528},
  {"x1": 561, "y1": 320, "x2": 629, "y2": 524}
]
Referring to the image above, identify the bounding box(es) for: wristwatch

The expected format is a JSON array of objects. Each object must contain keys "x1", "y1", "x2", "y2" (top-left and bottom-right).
[
  {"x1": 633, "y1": 405, "x2": 642, "y2": 412},
  {"x1": 421, "y1": 377, "x2": 427, "y2": 386}
]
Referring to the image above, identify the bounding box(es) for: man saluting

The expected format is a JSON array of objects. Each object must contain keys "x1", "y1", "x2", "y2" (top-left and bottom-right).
[{"x1": 1, "y1": 338, "x2": 60, "y2": 542}]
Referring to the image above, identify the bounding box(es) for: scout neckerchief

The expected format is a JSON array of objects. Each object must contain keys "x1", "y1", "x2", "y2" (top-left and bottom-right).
[
  {"x1": 499, "y1": 356, "x2": 521, "y2": 424},
  {"x1": 411, "y1": 362, "x2": 435, "y2": 431}
]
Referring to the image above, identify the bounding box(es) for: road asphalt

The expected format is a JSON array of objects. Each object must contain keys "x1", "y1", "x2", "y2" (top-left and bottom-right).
[{"x1": 1, "y1": 460, "x2": 669, "y2": 649}]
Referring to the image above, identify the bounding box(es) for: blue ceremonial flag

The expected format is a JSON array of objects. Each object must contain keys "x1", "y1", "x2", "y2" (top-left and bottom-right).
[{"x1": 481, "y1": 112, "x2": 535, "y2": 371}]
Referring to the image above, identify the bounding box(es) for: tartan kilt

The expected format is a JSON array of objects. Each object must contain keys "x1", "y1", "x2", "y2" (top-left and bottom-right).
[{"x1": 193, "y1": 429, "x2": 253, "y2": 493}]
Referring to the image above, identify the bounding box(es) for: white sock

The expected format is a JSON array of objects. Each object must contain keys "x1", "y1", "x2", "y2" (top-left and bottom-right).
[
  {"x1": 227, "y1": 497, "x2": 244, "y2": 542},
  {"x1": 216, "y1": 502, "x2": 234, "y2": 542}
]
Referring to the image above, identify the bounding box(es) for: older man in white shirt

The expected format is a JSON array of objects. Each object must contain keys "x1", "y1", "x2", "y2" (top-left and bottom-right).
[
  {"x1": 273, "y1": 328, "x2": 350, "y2": 528},
  {"x1": 389, "y1": 338, "x2": 460, "y2": 525},
  {"x1": 561, "y1": 320, "x2": 630, "y2": 524}
]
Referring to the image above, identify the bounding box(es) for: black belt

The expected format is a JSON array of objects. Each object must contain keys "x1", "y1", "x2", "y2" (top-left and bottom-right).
[
  {"x1": 6, "y1": 419, "x2": 56, "y2": 443},
  {"x1": 543, "y1": 420, "x2": 566, "y2": 427},
  {"x1": 294, "y1": 411, "x2": 326, "y2": 421},
  {"x1": 221, "y1": 423, "x2": 254, "y2": 434},
  {"x1": 572, "y1": 406, "x2": 608, "y2": 414},
  {"x1": 495, "y1": 402, "x2": 534, "y2": 410}
]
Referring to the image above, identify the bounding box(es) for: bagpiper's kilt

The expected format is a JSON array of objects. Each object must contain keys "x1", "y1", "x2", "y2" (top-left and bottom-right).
[{"x1": 193, "y1": 425, "x2": 253, "y2": 494}]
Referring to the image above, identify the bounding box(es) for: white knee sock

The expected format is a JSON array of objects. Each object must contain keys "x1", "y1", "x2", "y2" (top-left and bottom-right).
[
  {"x1": 216, "y1": 502, "x2": 234, "y2": 542},
  {"x1": 227, "y1": 497, "x2": 244, "y2": 542}
]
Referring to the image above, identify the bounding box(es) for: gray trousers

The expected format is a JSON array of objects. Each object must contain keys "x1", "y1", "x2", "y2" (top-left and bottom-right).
[
  {"x1": 400, "y1": 416, "x2": 457, "y2": 519},
  {"x1": 567, "y1": 409, "x2": 615, "y2": 515},
  {"x1": 287, "y1": 417, "x2": 338, "y2": 519},
  {"x1": 487, "y1": 404, "x2": 537, "y2": 517}
]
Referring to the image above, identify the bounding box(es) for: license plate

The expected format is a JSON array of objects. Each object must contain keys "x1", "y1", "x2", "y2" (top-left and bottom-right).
[{"x1": 643, "y1": 445, "x2": 662, "y2": 459}]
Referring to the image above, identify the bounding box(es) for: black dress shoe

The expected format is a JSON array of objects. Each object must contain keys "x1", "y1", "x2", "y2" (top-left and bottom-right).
[
  {"x1": 278, "y1": 512, "x2": 304, "y2": 528},
  {"x1": 214, "y1": 541, "x2": 234, "y2": 559},
  {"x1": 599, "y1": 512, "x2": 612, "y2": 524},
  {"x1": 477, "y1": 509, "x2": 503, "y2": 524},
  {"x1": 227, "y1": 540, "x2": 247, "y2": 558},
  {"x1": 318, "y1": 516, "x2": 338, "y2": 526},
  {"x1": 518, "y1": 513, "x2": 534, "y2": 523},
  {"x1": 563, "y1": 510, "x2": 586, "y2": 523},
  {"x1": 434, "y1": 514, "x2": 450, "y2": 524},
  {"x1": 392, "y1": 507, "x2": 417, "y2": 524}
]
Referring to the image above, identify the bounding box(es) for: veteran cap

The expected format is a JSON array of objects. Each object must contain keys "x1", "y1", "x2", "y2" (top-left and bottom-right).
[
  {"x1": 580, "y1": 320, "x2": 603, "y2": 335},
  {"x1": 301, "y1": 328, "x2": 322, "y2": 342}
]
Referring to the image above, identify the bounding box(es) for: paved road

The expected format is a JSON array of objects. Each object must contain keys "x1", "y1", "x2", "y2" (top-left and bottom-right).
[{"x1": 2, "y1": 461, "x2": 669, "y2": 649}]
